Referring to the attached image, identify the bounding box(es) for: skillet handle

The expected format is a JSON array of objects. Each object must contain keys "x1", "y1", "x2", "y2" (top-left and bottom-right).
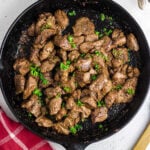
[{"x1": 62, "y1": 142, "x2": 88, "y2": 150}]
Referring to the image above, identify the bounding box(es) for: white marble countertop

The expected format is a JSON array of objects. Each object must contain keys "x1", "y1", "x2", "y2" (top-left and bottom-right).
[{"x1": 0, "y1": 0, "x2": 150, "y2": 150}]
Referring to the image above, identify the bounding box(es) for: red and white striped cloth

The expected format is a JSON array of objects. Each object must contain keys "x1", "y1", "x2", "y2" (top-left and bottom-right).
[{"x1": 0, "y1": 107, "x2": 53, "y2": 150}]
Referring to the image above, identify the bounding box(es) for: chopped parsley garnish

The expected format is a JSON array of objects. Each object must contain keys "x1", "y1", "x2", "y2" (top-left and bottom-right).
[
  {"x1": 40, "y1": 24, "x2": 51, "y2": 32},
  {"x1": 114, "y1": 85, "x2": 123, "y2": 91},
  {"x1": 70, "y1": 124, "x2": 82, "y2": 134},
  {"x1": 60, "y1": 60, "x2": 71, "y2": 70},
  {"x1": 56, "y1": 93, "x2": 61, "y2": 98},
  {"x1": 33, "y1": 88, "x2": 42, "y2": 97},
  {"x1": 80, "y1": 53, "x2": 86, "y2": 58},
  {"x1": 30, "y1": 65, "x2": 48, "y2": 84},
  {"x1": 70, "y1": 126, "x2": 77, "y2": 134},
  {"x1": 76, "y1": 99, "x2": 83, "y2": 106},
  {"x1": 91, "y1": 75, "x2": 97, "y2": 81},
  {"x1": 71, "y1": 43, "x2": 77, "y2": 48},
  {"x1": 94, "y1": 51, "x2": 108, "y2": 61},
  {"x1": 94, "y1": 64, "x2": 100, "y2": 71},
  {"x1": 95, "y1": 31, "x2": 104, "y2": 38},
  {"x1": 61, "y1": 101, "x2": 66, "y2": 108},
  {"x1": 102, "y1": 28, "x2": 113, "y2": 36},
  {"x1": 100, "y1": 13, "x2": 105, "y2": 21},
  {"x1": 97, "y1": 100, "x2": 105, "y2": 107},
  {"x1": 68, "y1": 35, "x2": 73, "y2": 43},
  {"x1": 67, "y1": 35, "x2": 76, "y2": 48},
  {"x1": 95, "y1": 31, "x2": 100, "y2": 35},
  {"x1": 95, "y1": 50, "x2": 101, "y2": 56},
  {"x1": 28, "y1": 112, "x2": 33, "y2": 117},
  {"x1": 128, "y1": 50, "x2": 131, "y2": 62},
  {"x1": 99, "y1": 13, "x2": 113, "y2": 24},
  {"x1": 33, "y1": 88, "x2": 44, "y2": 106},
  {"x1": 126, "y1": 88, "x2": 135, "y2": 95},
  {"x1": 99, "y1": 33, "x2": 104, "y2": 38},
  {"x1": 105, "y1": 29, "x2": 113, "y2": 36},
  {"x1": 112, "y1": 49, "x2": 122, "y2": 58},
  {"x1": 30, "y1": 65, "x2": 40, "y2": 77},
  {"x1": 63, "y1": 86, "x2": 71, "y2": 93},
  {"x1": 108, "y1": 16, "x2": 113, "y2": 20},
  {"x1": 103, "y1": 27, "x2": 107, "y2": 32},
  {"x1": 75, "y1": 82, "x2": 78, "y2": 88},
  {"x1": 39, "y1": 73, "x2": 48, "y2": 85},
  {"x1": 98, "y1": 124, "x2": 103, "y2": 129},
  {"x1": 68, "y1": 10, "x2": 76, "y2": 16}
]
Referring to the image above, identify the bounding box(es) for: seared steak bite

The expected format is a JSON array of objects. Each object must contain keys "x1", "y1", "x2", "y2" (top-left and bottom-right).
[
  {"x1": 127, "y1": 33, "x2": 139, "y2": 51},
  {"x1": 13, "y1": 58, "x2": 30, "y2": 75},
  {"x1": 54, "y1": 10, "x2": 69, "y2": 30},
  {"x1": 14, "y1": 74, "x2": 25, "y2": 94},
  {"x1": 23, "y1": 76, "x2": 38, "y2": 99},
  {"x1": 49, "y1": 97, "x2": 62, "y2": 115},
  {"x1": 73, "y1": 17, "x2": 95, "y2": 36}
]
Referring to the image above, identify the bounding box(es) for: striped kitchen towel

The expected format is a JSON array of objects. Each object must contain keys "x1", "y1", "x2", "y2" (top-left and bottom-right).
[{"x1": 0, "y1": 107, "x2": 53, "y2": 150}]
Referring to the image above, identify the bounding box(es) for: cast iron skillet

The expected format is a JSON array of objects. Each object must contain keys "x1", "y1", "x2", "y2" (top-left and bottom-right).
[{"x1": 0, "y1": 0, "x2": 150, "y2": 149}]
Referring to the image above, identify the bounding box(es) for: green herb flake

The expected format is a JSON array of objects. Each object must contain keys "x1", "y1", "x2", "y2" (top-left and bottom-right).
[
  {"x1": 77, "y1": 99, "x2": 83, "y2": 107},
  {"x1": 63, "y1": 114, "x2": 68, "y2": 118},
  {"x1": 94, "y1": 51, "x2": 108, "y2": 61},
  {"x1": 60, "y1": 61, "x2": 71, "y2": 70},
  {"x1": 28, "y1": 112, "x2": 33, "y2": 117},
  {"x1": 42, "y1": 79, "x2": 48, "y2": 85},
  {"x1": 71, "y1": 43, "x2": 77, "y2": 48},
  {"x1": 99, "y1": 33, "x2": 104, "y2": 38},
  {"x1": 67, "y1": 35, "x2": 76, "y2": 48},
  {"x1": 33, "y1": 88, "x2": 42, "y2": 97},
  {"x1": 68, "y1": 10, "x2": 76, "y2": 16},
  {"x1": 56, "y1": 93, "x2": 61, "y2": 98},
  {"x1": 70, "y1": 126, "x2": 77, "y2": 134},
  {"x1": 108, "y1": 16, "x2": 113, "y2": 20},
  {"x1": 126, "y1": 88, "x2": 135, "y2": 95},
  {"x1": 30, "y1": 65, "x2": 48, "y2": 85},
  {"x1": 98, "y1": 124, "x2": 103, "y2": 129},
  {"x1": 39, "y1": 73, "x2": 48, "y2": 85},
  {"x1": 94, "y1": 50, "x2": 101, "y2": 56},
  {"x1": 75, "y1": 82, "x2": 78, "y2": 88},
  {"x1": 63, "y1": 87, "x2": 71, "y2": 93},
  {"x1": 61, "y1": 101, "x2": 66, "y2": 108},
  {"x1": 91, "y1": 75, "x2": 97, "y2": 81},
  {"x1": 95, "y1": 31, "x2": 100, "y2": 36},
  {"x1": 112, "y1": 49, "x2": 123, "y2": 58},
  {"x1": 30, "y1": 65, "x2": 39, "y2": 77},
  {"x1": 97, "y1": 100, "x2": 105, "y2": 107},
  {"x1": 105, "y1": 29, "x2": 113, "y2": 36},
  {"x1": 41, "y1": 24, "x2": 51, "y2": 32},
  {"x1": 68, "y1": 35, "x2": 73, "y2": 43},
  {"x1": 114, "y1": 85, "x2": 122, "y2": 91},
  {"x1": 70, "y1": 124, "x2": 82, "y2": 134},
  {"x1": 128, "y1": 50, "x2": 131, "y2": 62},
  {"x1": 109, "y1": 22, "x2": 113, "y2": 25},
  {"x1": 94, "y1": 64, "x2": 100, "y2": 71},
  {"x1": 75, "y1": 124, "x2": 82, "y2": 130},
  {"x1": 112, "y1": 49, "x2": 118, "y2": 57},
  {"x1": 100, "y1": 13, "x2": 105, "y2": 21},
  {"x1": 95, "y1": 31, "x2": 104, "y2": 38},
  {"x1": 80, "y1": 53, "x2": 86, "y2": 58},
  {"x1": 103, "y1": 27, "x2": 107, "y2": 32}
]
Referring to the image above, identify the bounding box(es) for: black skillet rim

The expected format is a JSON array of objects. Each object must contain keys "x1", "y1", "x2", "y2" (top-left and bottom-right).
[{"x1": 0, "y1": 0, "x2": 150, "y2": 148}]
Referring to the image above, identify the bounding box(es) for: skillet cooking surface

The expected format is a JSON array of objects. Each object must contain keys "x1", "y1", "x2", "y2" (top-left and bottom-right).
[{"x1": 0, "y1": 0, "x2": 149, "y2": 149}]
